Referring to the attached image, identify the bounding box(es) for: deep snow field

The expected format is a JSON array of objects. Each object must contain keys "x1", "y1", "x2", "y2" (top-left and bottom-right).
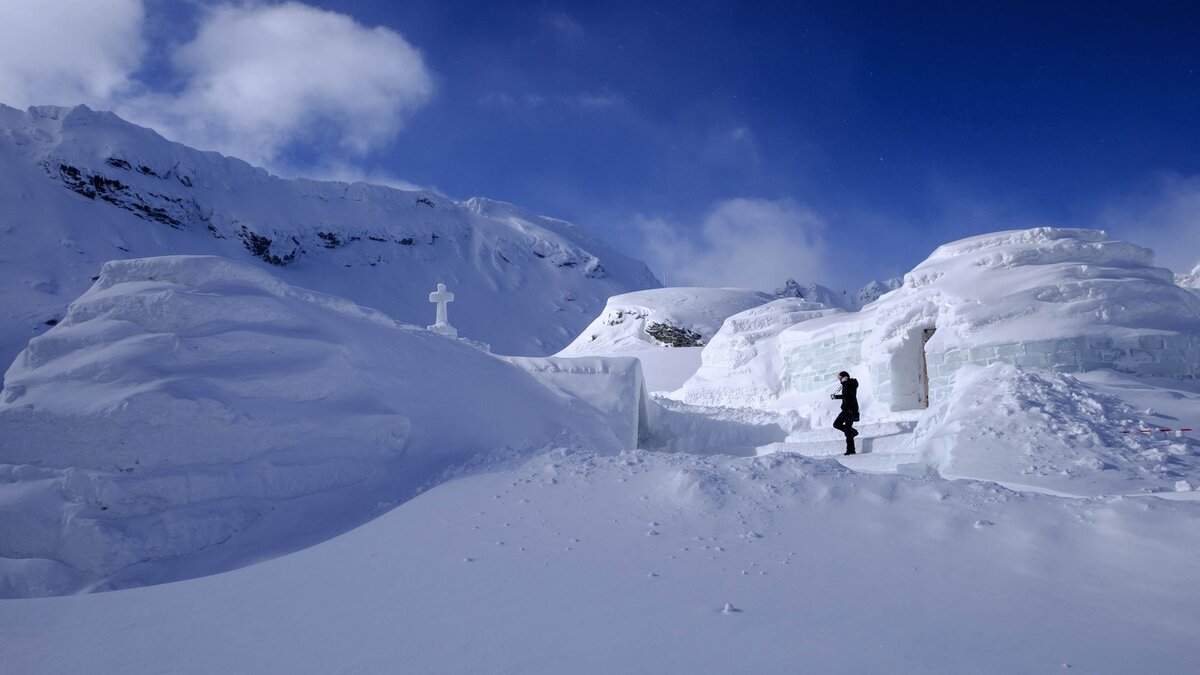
[{"x1": 4, "y1": 448, "x2": 1199, "y2": 674}]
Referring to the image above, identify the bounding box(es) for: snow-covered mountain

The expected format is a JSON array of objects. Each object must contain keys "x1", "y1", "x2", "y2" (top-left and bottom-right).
[
  {"x1": 1179, "y1": 263, "x2": 1200, "y2": 294},
  {"x1": 0, "y1": 104, "x2": 660, "y2": 369},
  {"x1": 773, "y1": 276, "x2": 903, "y2": 310}
]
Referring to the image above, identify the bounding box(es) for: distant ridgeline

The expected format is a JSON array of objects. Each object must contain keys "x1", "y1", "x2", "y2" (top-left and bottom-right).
[{"x1": 0, "y1": 104, "x2": 659, "y2": 364}]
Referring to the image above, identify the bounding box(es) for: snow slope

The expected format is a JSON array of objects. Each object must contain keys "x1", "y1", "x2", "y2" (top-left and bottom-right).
[
  {"x1": 0, "y1": 256, "x2": 629, "y2": 597},
  {"x1": 0, "y1": 104, "x2": 659, "y2": 368},
  {"x1": 3, "y1": 449, "x2": 1198, "y2": 674}
]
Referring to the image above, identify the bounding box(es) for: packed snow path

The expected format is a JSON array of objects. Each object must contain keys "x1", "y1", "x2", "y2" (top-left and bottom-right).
[{"x1": 3, "y1": 450, "x2": 1197, "y2": 674}]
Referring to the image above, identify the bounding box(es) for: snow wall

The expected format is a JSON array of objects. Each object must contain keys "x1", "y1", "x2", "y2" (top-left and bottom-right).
[
  {"x1": 504, "y1": 355, "x2": 651, "y2": 450},
  {"x1": 0, "y1": 255, "x2": 628, "y2": 597},
  {"x1": 785, "y1": 229, "x2": 1200, "y2": 411},
  {"x1": 682, "y1": 229, "x2": 1200, "y2": 413}
]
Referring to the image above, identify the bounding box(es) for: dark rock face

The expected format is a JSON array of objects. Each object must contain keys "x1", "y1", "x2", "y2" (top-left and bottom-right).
[
  {"x1": 237, "y1": 226, "x2": 298, "y2": 266},
  {"x1": 317, "y1": 231, "x2": 343, "y2": 248},
  {"x1": 646, "y1": 322, "x2": 704, "y2": 347},
  {"x1": 51, "y1": 163, "x2": 198, "y2": 230}
]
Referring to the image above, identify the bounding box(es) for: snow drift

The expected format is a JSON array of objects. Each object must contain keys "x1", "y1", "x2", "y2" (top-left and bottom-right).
[
  {"x1": 0, "y1": 255, "x2": 629, "y2": 597},
  {"x1": 909, "y1": 363, "x2": 1200, "y2": 496}
]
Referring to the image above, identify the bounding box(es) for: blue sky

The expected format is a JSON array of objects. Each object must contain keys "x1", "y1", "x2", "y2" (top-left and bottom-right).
[{"x1": 3, "y1": 1, "x2": 1198, "y2": 288}]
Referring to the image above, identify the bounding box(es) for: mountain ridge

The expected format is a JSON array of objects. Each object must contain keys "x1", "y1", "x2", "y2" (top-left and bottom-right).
[{"x1": 0, "y1": 103, "x2": 660, "y2": 367}]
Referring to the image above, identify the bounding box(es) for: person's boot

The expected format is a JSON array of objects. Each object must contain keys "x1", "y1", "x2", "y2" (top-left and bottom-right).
[{"x1": 844, "y1": 442, "x2": 856, "y2": 456}]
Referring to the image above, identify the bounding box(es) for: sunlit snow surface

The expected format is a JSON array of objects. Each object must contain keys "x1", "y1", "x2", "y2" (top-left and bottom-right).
[
  {"x1": 1, "y1": 110, "x2": 1199, "y2": 672},
  {"x1": 3, "y1": 449, "x2": 1198, "y2": 674}
]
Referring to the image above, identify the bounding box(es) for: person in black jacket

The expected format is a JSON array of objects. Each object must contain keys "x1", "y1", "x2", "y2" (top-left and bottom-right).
[{"x1": 830, "y1": 371, "x2": 860, "y2": 455}]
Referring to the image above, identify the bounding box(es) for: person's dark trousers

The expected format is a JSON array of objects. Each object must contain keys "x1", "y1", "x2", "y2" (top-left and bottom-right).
[{"x1": 833, "y1": 411, "x2": 857, "y2": 452}]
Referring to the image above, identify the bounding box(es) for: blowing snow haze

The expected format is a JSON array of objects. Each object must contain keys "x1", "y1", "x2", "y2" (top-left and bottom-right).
[{"x1": 2, "y1": 2, "x2": 1200, "y2": 674}]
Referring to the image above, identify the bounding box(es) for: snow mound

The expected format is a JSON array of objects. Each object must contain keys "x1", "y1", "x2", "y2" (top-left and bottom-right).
[
  {"x1": 909, "y1": 363, "x2": 1200, "y2": 496},
  {"x1": 558, "y1": 287, "x2": 772, "y2": 354},
  {"x1": 0, "y1": 104, "x2": 659, "y2": 366},
  {"x1": 865, "y1": 227, "x2": 1200, "y2": 352},
  {"x1": 673, "y1": 298, "x2": 841, "y2": 408},
  {"x1": 0, "y1": 255, "x2": 625, "y2": 597}
]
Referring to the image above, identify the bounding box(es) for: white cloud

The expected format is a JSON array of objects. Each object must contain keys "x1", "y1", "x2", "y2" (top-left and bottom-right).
[
  {"x1": 120, "y1": 1, "x2": 433, "y2": 170},
  {"x1": 638, "y1": 198, "x2": 829, "y2": 291},
  {"x1": 0, "y1": 1, "x2": 433, "y2": 179},
  {"x1": 0, "y1": 0, "x2": 145, "y2": 108},
  {"x1": 1099, "y1": 173, "x2": 1200, "y2": 274}
]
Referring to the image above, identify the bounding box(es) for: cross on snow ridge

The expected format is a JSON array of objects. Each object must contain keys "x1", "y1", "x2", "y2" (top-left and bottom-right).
[{"x1": 428, "y1": 283, "x2": 457, "y2": 338}]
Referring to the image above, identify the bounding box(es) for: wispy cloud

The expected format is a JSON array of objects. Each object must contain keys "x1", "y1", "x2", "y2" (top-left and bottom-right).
[
  {"x1": 481, "y1": 89, "x2": 623, "y2": 112},
  {"x1": 637, "y1": 198, "x2": 829, "y2": 291},
  {"x1": 0, "y1": 0, "x2": 146, "y2": 108}
]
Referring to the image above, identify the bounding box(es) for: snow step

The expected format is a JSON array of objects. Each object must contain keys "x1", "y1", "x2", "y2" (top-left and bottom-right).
[
  {"x1": 757, "y1": 423, "x2": 917, "y2": 461},
  {"x1": 782, "y1": 420, "x2": 916, "y2": 444}
]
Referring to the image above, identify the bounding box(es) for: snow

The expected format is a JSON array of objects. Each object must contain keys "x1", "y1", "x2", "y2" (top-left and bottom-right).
[
  {"x1": 0, "y1": 104, "x2": 659, "y2": 369},
  {"x1": 2, "y1": 449, "x2": 1198, "y2": 674},
  {"x1": 557, "y1": 287, "x2": 773, "y2": 391},
  {"x1": 676, "y1": 228, "x2": 1200, "y2": 414},
  {"x1": 2, "y1": 104, "x2": 1199, "y2": 671},
  {"x1": 907, "y1": 363, "x2": 1200, "y2": 496},
  {"x1": 773, "y1": 276, "x2": 903, "y2": 310},
  {"x1": 0, "y1": 255, "x2": 626, "y2": 596},
  {"x1": 1179, "y1": 263, "x2": 1200, "y2": 294},
  {"x1": 674, "y1": 297, "x2": 842, "y2": 408}
]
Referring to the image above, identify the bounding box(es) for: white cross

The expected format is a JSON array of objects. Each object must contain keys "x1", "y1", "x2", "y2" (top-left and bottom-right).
[{"x1": 427, "y1": 283, "x2": 457, "y2": 337}]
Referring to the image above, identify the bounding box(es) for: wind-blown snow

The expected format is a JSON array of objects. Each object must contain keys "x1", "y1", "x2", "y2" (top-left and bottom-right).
[
  {"x1": 0, "y1": 255, "x2": 627, "y2": 596},
  {"x1": 0, "y1": 103, "x2": 659, "y2": 369}
]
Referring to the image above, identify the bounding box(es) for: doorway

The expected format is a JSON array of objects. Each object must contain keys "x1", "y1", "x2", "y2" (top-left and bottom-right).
[{"x1": 917, "y1": 327, "x2": 936, "y2": 408}]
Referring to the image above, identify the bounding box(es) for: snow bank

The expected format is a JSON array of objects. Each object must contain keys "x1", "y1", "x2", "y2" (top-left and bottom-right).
[
  {"x1": 907, "y1": 363, "x2": 1200, "y2": 496},
  {"x1": 0, "y1": 255, "x2": 625, "y2": 597}
]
